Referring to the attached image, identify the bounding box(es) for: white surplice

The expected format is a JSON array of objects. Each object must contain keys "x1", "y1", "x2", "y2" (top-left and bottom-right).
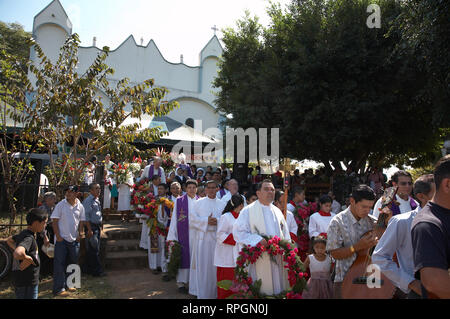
[
  {"x1": 148, "y1": 204, "x2": 169, "y2": 272},
  {"x1": 286, "y1": 200, "x2": 308, "y2": 213},
  {"x1": 233, "y1": 201, "x2": 291, "y2": 295},
  {"x1": 308, "y1": 212, "x2": 335, "y2": 238},
  {"x1": 189, "y1": 196, "x2": 226, "y2": 299},
  {"x1": 167, "y1": 195, "x2": 197, "y2": 287},
  {"x1": 286, "y1": 210, "x2": 298, "y2": 236},
  {"x1": 214, "y1": 212, "x2": 241, "y2": 268}
]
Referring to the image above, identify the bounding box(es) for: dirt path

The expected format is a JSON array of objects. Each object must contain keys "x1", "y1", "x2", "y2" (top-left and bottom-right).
[{"x1": 105, "y1": 268, "x2": 196, "y2": 299}]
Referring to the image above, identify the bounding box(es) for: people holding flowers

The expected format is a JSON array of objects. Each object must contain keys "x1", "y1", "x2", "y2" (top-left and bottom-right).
[{"x1": 233, "y1": 179, "x2": 291, "y2": 296}]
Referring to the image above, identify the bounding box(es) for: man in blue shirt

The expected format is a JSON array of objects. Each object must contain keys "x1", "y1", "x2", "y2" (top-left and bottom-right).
[
  {"x1": 372, "y1": 174, "x2": 435, "y2": 298},
  {"x1": 82, "y1": 183, "x2": 106, "y2": 277}
]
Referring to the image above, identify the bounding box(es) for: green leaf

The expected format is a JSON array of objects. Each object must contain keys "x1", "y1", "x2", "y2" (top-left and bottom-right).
[{"x1": 217, "y1": 280, "x2": 233, "y2": 290}]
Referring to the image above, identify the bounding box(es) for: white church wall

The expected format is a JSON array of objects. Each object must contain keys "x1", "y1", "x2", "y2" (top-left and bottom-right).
[
  {"x1": 200, "y1": 56, "x2": 221, "y2": 104},
  {"x1": 33, "y1": 24, "x2": 68, "y2": 64},
  {"x1": 168, "y1": 97, "x2": 219, "y2": 132},
  {"x1": 33, "y1": 0, "x2": 72, "y2": 36},
  {"x1": 30, "y1": 0, "x2": 224, "y2": 135}
]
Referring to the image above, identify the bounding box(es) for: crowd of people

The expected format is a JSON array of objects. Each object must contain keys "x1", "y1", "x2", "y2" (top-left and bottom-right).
[{"x1": 5, "y1": 153, "x2": 450, "y2": 300}]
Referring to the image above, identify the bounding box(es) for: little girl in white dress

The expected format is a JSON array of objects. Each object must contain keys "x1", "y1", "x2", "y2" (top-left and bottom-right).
[{"x1": 302, "y1": 236, "x2": 334, "y2": 299}]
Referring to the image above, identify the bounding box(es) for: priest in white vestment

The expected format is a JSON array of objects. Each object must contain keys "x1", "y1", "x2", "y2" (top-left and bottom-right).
[
  {"x1": 233, "y1": 180, "x2": 291, "y2": 295},
  {"x1": 167, "y1": 180, "x2": 198, "y2": 294},
  {"x1": 189, "y1": 181, "x2": 226, "y2": 299}
]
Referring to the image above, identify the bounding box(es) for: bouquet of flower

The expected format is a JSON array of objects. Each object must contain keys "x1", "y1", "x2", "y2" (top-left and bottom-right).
[
  {"x1": 150, "y1": 147, "x2": 175, "y2": 172},
  {"x1": 129, "y1": 163, "x2": 141, "y2": 177},
  {"x1": 148, "y1": 197, "x2": 174, "y2": 237},
  {"x1": 130, "y1": 181, "x2": 174, "y2": 237},
  {"x1": 130, "y1": 179, "x2": 152, "y2": 212},
  {"x1": 291, "y1": 201, "x2": 317, "y2": 261},
  {"x1": 112, "y1": 163, "x2": 132, "y2": 185},
  {"x1": 218, "y1": 235, "x2": 308, "y2": 299}
]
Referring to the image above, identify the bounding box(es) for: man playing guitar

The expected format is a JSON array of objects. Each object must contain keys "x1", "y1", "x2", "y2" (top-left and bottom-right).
[{"x1": 326, "y1": 185, "x2": 378, "y2": 299}]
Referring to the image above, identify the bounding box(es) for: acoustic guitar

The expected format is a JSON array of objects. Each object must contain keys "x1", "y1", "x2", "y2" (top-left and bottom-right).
[{"x1": 341, "y1": 187, "x2": 398, "y2": 299}]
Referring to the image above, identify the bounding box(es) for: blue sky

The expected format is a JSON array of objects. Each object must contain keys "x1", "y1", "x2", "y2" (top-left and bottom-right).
[{"x1": 0, "y1": 0, "x2": 291, "y2": 66}]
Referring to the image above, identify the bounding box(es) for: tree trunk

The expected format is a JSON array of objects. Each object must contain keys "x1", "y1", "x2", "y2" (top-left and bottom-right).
[
  {"x1": 321, "y1": 160, "x2": 334, "y2": 176},
  {"x1": 5, "y1": 187, "x2": 17, "y2": 236},
  {"x1": 332, "y1": 160, "x2": 343, "y2": 171}
]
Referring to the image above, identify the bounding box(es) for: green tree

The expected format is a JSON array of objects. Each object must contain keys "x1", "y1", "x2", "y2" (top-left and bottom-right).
[
  {"x1": 0, "y1": 21, "x2": 31, "y2": 74},
  {"x1": 0, "y1": 50, "x2": 38, "y2": 231},
  {"x1": 394, "y1": 0, "x2": 450, "y2": 127},
  {"x1": 214, "y1": 0, "x2": 448, "y2": 175},
  {"x1": 11, "y1": 33, "x2": 179, "y2": 197}
]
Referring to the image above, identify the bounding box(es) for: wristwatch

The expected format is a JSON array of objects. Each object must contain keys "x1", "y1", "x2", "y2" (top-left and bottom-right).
[{"x1": 350, "y1": 245, "x2": 356, "y2": 254}]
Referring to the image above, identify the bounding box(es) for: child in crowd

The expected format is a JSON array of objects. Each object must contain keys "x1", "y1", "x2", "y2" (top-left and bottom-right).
[
  {"x1": 308, "y1": 195, "x2": 335, "y2": 240},
  {"x1": 8, "y1": 208, "x2": 48, "y2": 299},
  {"x1": 214, "y1": 194, "x2": 245, "y2": 299},
  {"x1": 287, "y1": 186, "x2": 307, "y2": 212},
  {"x1": 302, "y1": 236, "x2": 334, "y2": 299},
  {"x1": 245, "y1": 192, "x2": 258, "y2": 205}
]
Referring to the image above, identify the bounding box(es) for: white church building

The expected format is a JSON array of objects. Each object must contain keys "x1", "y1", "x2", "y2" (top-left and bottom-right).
[{"x1": 30, "y1": 0, "x2": 225, "y2": 152}]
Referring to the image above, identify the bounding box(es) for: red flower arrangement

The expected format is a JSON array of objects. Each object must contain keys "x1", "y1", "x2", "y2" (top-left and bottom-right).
[
  {"x1": 149, "y1": 147, "x2": 175, "y2": 172},
  {"x1": 217, "y1": 236, "x2": 308, "y2": 299},
  {"x1": 130, "y1": 179, "x2": 174, "y2": 237},
  {"x1": 291, "y1": 202, "x2": 317, "y2": 261}
]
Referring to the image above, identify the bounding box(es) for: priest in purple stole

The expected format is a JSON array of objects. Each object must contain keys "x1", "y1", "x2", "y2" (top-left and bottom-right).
[
  {"x1": 141, "y1": 157, "x2": 166, "y2": 184},
  {"x1": 373, "y1": 170, "x2": 419, "y2": 219},
  {"x1": 166, "y1": 179, "x2": 198, "y2": 294}
]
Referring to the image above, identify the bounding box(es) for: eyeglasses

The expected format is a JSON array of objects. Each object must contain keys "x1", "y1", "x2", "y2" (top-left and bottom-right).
[{"x1": 399, "y1": 182, "x2": 413, "y2": 186}]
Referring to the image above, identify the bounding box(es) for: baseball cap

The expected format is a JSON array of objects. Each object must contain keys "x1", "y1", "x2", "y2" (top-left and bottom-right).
[{"x1": 64, "y1": 185, "x2": 79, "y2": 192}]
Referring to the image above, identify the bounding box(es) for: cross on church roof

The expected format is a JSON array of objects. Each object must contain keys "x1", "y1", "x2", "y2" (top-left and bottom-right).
[{"x1": 211, "y1": 25, "x2": 218, "y2": 35}]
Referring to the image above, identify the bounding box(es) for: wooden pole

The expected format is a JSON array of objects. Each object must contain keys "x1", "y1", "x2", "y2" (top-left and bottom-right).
[{"x1": 282, "y1": 158, "x2": 290, "y2": 219}]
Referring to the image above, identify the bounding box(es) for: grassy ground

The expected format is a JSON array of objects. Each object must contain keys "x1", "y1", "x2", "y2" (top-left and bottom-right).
[
  {"x1": 0, "y1": 273, "x2": 115, "y2": 299},
  {"x1": 0, "y1": 211, "x2": 28, "y2": 239}
]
